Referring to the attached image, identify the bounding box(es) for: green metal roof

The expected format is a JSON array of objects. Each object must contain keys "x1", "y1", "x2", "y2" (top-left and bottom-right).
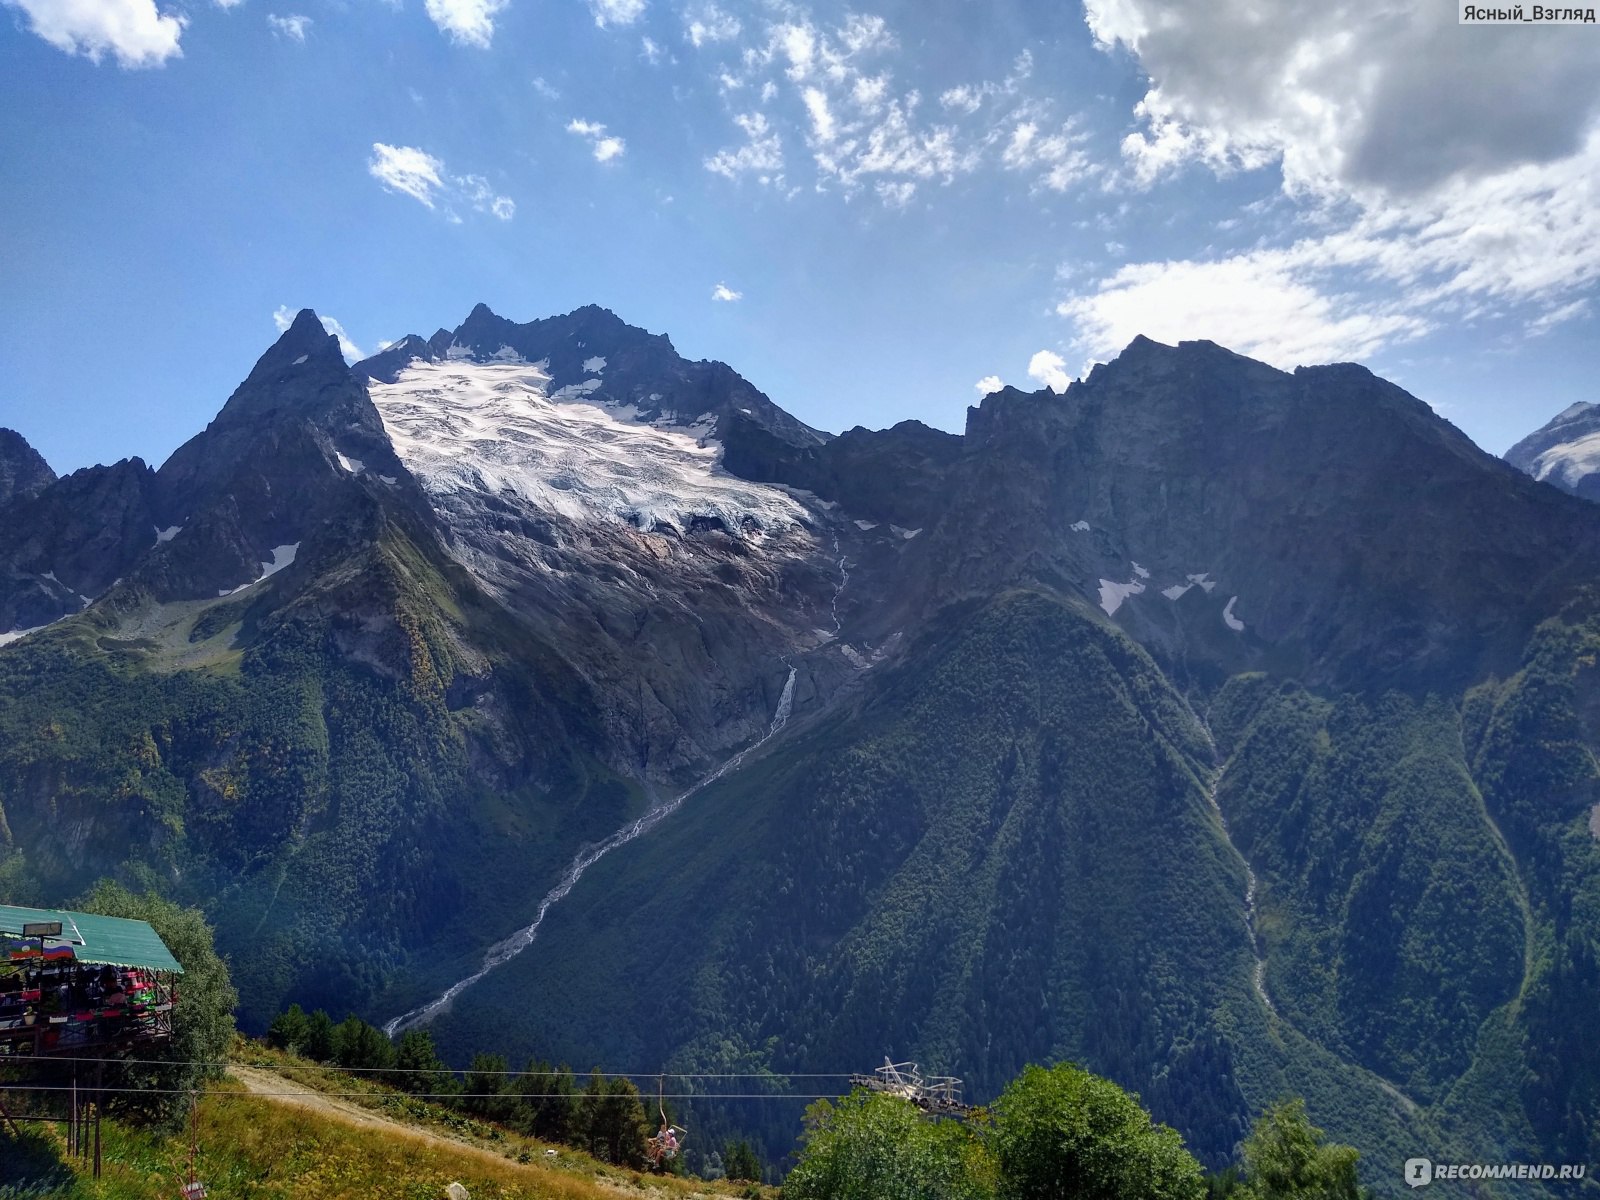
[{"x1": 0, "y1": 904, "x2": 184, "y2": 974}]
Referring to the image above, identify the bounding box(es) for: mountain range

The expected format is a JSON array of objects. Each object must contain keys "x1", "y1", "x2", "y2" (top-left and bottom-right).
[{"x1": 2, "y1": 305, "x2": 1598, "y2": 1194}]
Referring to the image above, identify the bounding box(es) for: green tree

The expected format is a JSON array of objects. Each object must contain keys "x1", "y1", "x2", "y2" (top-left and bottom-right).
[
  {"x1": 990, "y1": 1063, "x2": 1205, "y2": 1200},
  {"x1": 302, "y1": 1008, "x2": 335, "y2": 1062},
  {"x1": 266, "y1": 1003, "x2": 309, "y2": 1053},
  {"x1": 723, "y1": 1138, "x2": 762, "y2": 1182},
  {"x1": 785, "y1": 1089, "x2": 995, "y2": 1200},
  {"x1": 390, "y1": 1027, "x2": 455, "y2": 1097},
  {"x1": 463, "y1": 1052, "x2": 512, "y2": 1122},
  {"x1": 511, "y1": 1059, "x2": 577, "y2": 1144},
  {"x1": 77, "y1": 881, "x2": 238, "y2": 1127},
  {"x1": 333, "y1": 1014, "x2": 395, "y2": 1071},
  {"x1": 1238, "y1": 1100, "x2": 1363, "y2": 1200}
]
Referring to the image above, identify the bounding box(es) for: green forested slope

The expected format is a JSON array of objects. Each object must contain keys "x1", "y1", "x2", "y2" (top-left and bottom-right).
[{"x1": 0, "y1": 521, "x2": 641, "y2": 1029}]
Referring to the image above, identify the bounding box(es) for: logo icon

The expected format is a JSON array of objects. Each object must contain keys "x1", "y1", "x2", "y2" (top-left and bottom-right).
[{"x1": 1404, "y1": 1158, "x2": 1434, "y2": 1188}]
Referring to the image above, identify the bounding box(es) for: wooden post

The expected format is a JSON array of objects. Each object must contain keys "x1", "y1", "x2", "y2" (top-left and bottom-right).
[{"x1": 92, "y1": 1103, "x2": 102, "y2": 1178}]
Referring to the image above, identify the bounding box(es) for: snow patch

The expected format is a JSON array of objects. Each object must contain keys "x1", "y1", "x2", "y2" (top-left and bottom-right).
[
  {"x1": 889, "y1": 525, "x2": 922, "y2": 539},
  {"x1": 1070, "y1": 520, "x2": 1091, "y2": 532},
  {"x1": 854, "y1": 520, "x2": 878, "y2": 531},
  {"x1": 1099, "y1": 578, "x2": 1145, "y2": 615},
  {"x1": 1531, "y1": 428, "x2": 1600, "y2": 487},
  {"x1": 582, "y1": 356, "x2": 606, "y2": 373},
  {"x1": 488, "y1": 345, "x2": 525, "y2": 363},
  {"x1": 1187, "y1": 572, "x2": 1217, "y2": 593},
  {"x1": 0, "y1": 625, "x2": 48, "y2": 646},
  {"x1": 1162, "y1": 584, "x2": 1191, "y2": 601},
  {"x1": 1223, "y1": 596, "x2": 1246, "y2": 632},
  {"x1": 216, "y1": 543, "x2": 300, "y2": 597},
  {"x1": 336, "y1": 454, "x2": 366, "y2": 475},
  {"x1": 445, "y1": 341, "x2": 475, "y2": 361},
  {"x1": 292, "y1": 354, "x2": 309, "y2": 365},
  {"x1": 378, "y1": 474, "x2": 398, "y2": 485},
  {"x1": 154, "y1": 525, "x2": 182, "y2": 543},
  {"x1": 1132, "y1": 562, "x2": 1151, "y2": 579},
  {"x1": 43, "y1": 571, "x2": 60, "y2": 585}
]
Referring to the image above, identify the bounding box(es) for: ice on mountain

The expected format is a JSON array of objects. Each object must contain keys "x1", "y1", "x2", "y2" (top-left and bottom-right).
[
  {"x1": 740, "y1": 408, "x2": 753, "y2": 415},
  {"x1": 446, "y1": 342, "x2": 475, "y2": 361},
  {"x1": 888, "y1": 525, "x2": 921, "y2": 539},
  {"x1": 551, "y1": 379, "x2": 604, "y2": 402},
  {"x1": 1132, "y1": 562, "x2": 1151, "y2": 579},
  {"x1": 1162, "y1": 584, "x2": 1190, "y2": 600},
  {"x1": 1071, "y1": 520, "x2": 1090, "y2": 532},
  {"x1": 0, "y1": 623, "x2": 51, "y2": 647},
  {"x1": 1223, "y1": 596, "x2": 1246, "y2": 631},
  {"x1": 854, "y1": 520, "x2": 878, "y2": 531},
  {"x1": 1532, "y1": 428, "x2": 1600, "y2": 487},
  {"x1": 369, "y1": 359, "x2": 810, "y2": 543},
  {"x1": 1187, "y1": 572, "x2": 1217, "y2": 592},
  {"x1": 293, "y1": 354, "x2": 309, "y2": 365},
  {"x1": 261, "y1": 544, "x2": 299, "y2": 579},
  {"x1": 43, "y1": 571, "x2": 60, "y2": 585},
  {"x1": 582, "y1": 356, "x2": 606, "y2": 373},
  {"x1": 336, "y1": 454, "x2": 365, "y2": 475},
  {"x1": 379, "y1": 474, "x2": 398, "y2": 485},
  {"x1": 154, "y1": 525, "x2": 182, "y2": 543},
  {"x1": 1098, "y1": 577, "x2": 1146, "y2": 615},
  {"x1": 488, "y1": 345, "x2": 525, "y2": 363}
]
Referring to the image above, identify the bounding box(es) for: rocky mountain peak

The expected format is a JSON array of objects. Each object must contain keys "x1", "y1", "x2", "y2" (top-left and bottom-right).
[
  {"x1": 1506, "y1": 400, "x2": 1600, "y2": 499},
  {"x1": 0, "y1": 427, "x2": 56, "y2": 507}
]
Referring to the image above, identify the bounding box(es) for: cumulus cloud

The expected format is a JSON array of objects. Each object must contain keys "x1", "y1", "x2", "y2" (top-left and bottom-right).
[
  {"x1": 1058, "y1": 0, "x2": 1600, "y2": 366},
  {"x1": 266, "y1": 11, "x2": 308, "y2": 39},
  {"x1": 1084, "y1": 0, "x2": 1600, "y2": 198},
  {"x1": 3, "y1": 0, "x2": 184, "y2": 67},
  {"x1": 568, "y1": 119, "x2": 625, "y2": 162},
  {"x1": 587, "y1": 0, "x2": 643, "y2": 27},
  {"x1": 423, "y1": 0, "x2": 506, "y2": 47},
  {"x1": 273, "y1": 306, "x2": 364, "y2": 362},
  {"x1": 1027, "y1": 351, "x2": 1071, "y2": 393},
  {"x1": 711, "y1": 282, "x2": 742, "y2": 302},
  {"x1": 975, "y1": 375, "x2": 1004, "y2": 395},
  {"x1": 367, "y1": 143, "x2": 514, "y2": 220}
]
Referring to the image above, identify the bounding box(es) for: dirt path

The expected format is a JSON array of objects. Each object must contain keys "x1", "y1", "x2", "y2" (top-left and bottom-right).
[{"x1": 227, "y1": 1065, "x2": 527, "y2": 1169}]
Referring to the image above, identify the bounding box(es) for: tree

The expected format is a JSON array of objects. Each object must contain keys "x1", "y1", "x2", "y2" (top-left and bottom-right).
[
  {"x1": 333, "y1": 1014, "x2": 395, "y2": 1071},
  {"x1": 724, "y1": 1138, "x2": 763, "y2": 1182},
  {"x1": 266, "y1": 1003, "x2": 309, "y2": 1053},
  {"x1": 390, "y1": 1027, "x2": 455, "y2": 1097},
  {"x1": 785, "y1": 1090, "x2": 995, "y2": 1200},
  {"x1": 1238, "y1": 1100, "x2": 1363, "y2": 1200},
  {"x1": 463, "y1": 1052, "x2": 512, "y2": 1122},
  {"x1": 990, "y1": 1063, "x2": 1205, "y2": 1200},
  {"x1": 302, "y1": 1008, "x2": 335, "y2": 1062},
  {"x1": 77, "y1": 881, "x2": 238, "y2": 1127},
  {"x1": 511, "y1": 1059, "x2": 577, "y2": 1144}
]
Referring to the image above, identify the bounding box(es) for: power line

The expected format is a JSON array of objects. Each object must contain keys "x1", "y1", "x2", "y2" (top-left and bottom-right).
[
  {"x1": 0, "y1": 1084, "x2": 838, "y2": 1100},
  {"x1": 8, "y1": 1053, "x2": 859, "y2": 1079}
]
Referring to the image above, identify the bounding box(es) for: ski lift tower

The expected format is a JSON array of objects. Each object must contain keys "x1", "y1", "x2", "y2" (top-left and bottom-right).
[{"x1": 849, "y1": 1058, "x2": 974, "y2": 1119}]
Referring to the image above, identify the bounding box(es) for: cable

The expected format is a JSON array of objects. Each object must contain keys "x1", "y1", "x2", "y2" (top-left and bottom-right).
[
  {"x1": 0, "y1": 1084, "x2": 839, "y2": 1100},
  {"x1": 6, "y1": 1053, "x2": 859, "y2": 1079}
]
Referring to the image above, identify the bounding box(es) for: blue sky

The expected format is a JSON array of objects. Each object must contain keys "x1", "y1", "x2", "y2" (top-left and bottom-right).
[{"x1": 3, "y1": 0, "x2": 1598, "y2": 474}]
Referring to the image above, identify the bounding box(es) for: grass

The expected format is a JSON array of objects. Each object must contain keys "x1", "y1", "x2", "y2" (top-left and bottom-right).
[{"x1": 1, "y1": 1045, "x2": 772, "y2": 1200}]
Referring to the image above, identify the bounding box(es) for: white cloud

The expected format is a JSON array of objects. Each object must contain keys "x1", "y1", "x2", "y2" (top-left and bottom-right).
[
  {"x1": 684, "y1": 3, "x2": 738, "y2": 46},
  {"x1": 711, "y1": 282, "x2": 742, "y2": 302},
  {"x1": 369, "y1": 143, "x2": 445, "y2": 208},
  {"x1": 802, "y1": 87, "x2": 835, "y2": 144},
  {"x1": 1084, "y1": 0, "x2": 1600, "y2": 198},
  {"x1": 266, "y1": 11, "x2": 308, "y2": 39},
  {"x1": 587, "y1": 0, "x2": 643, "y2": 27},
  {"x1": 367, "y1": 143, "x2": 514, "y2": 220},
  {"x1": 1060, "y1": 0, "x2": 1600, "y2": 366},
  {"x1": 1027, "y1": 350, "x2": 1071, "y2": 393},
  {"x1": 1000, "y1": 119, "x2": 1094, "y2": 192},
  {"x1": 705, "y1": 111, "x2": 784, "y2": 180},
  {"x1": 213, "y1": 0, "x2": 243, "y2": 9},
  {"x1": 3, "y1": 0, "x2": 184, "y2": 67},
  {"x1": 423, "y1": 0, "x2": 506, "y2": 47},
  {"x1": 273, "y1": 306, "x2": 365, "y2": 362},
  {"x1": 532, "y1": 76, "x2": 560, "y2": 100},
  {"x1": 975, "y1": 375, "x2": 1004, "y2": 395},
  {"x1": 568, "y1": 118, "x2": 626, "y2": 162},
  {"x1": 875, "y1": 179, "x2": 915, "y2": 208},
  {"x1": 640, "y1": 35, "x2": 662, "y2": 62}
]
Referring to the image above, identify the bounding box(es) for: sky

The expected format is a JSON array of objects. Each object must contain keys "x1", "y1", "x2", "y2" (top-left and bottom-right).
[{"x1": 2, "y1": 0, "x2": 1598, "y2": 475}]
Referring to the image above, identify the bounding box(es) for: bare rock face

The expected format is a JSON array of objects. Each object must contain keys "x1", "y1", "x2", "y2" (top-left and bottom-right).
[
  {"x1": 0, "y1": 428, "x2": 55, "y2": 507},
  {"x1": 1506, "y1": 400, "x2": 1600, "y2": 500}
]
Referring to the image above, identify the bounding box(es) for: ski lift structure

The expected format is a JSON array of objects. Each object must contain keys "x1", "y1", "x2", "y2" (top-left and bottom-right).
[{"x1": 849, "y1": 1058, "x2": 975, "y2": 1120}]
